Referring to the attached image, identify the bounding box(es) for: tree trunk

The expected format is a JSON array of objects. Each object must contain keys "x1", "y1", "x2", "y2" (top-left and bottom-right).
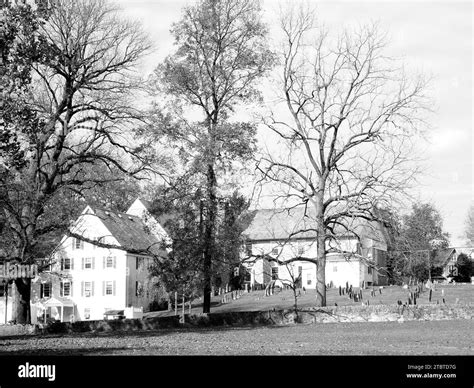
[
  {"x1": 315, "y1": 193, "x2": 326, "y2": 307},
  {"x1": 12, "y1": 278, "x2": 31, "y2": 324},
  {"x1": 202, "y1": 162, "x2": 217, "y2": 313},
  {"x1": 316, "y1": 233, "x2": 327, "y2": 307},
  {"x1": 9, "y1": 201, "x2": 36, "y2": 324},
  {"x1": 293, "y1": 287, "x2": 298, "y2": 311},
  {"x1": 202, "y1": 245, "x2": 212, "y2": 313}
]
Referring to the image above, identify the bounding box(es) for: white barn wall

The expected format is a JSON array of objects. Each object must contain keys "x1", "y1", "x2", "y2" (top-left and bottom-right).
[
  {"x1": 247, "y1": 239, "x2": 319, "y2": 289},
  {"x1": 325, "y1": 256, "x2": 362, "y2": 288},
  {"x1": 245, "y1": 238, "x2": 380, "y2": 289}
]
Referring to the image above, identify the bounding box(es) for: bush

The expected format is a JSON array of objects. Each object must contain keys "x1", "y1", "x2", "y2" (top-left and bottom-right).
[
  {"x1": 149, "y1": 300, "x2": 168, "y2": 312},
  {"x1": 454, "y1": 253, "x2": 474, "y2": 282}
]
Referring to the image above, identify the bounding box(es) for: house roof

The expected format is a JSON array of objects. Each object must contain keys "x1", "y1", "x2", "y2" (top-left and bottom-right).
[
  {"x1": 243, "y1": 208, "x2": 316, "y2": 241},
  {"x1": 432, "y1": 248, "x2": 456, "y2": 268},
  {"x1": 137, "y1": 198, "x2": 153, "y2": 211},
  {"x1": 86, "y1": 207, "x2": 164, "y2": 255},
  {"x1": 243, "y1": 207, "x2": 387, "y2": 243},
  {"x1": 127, "y1": 198, "x2": 174, "y2": 236}
]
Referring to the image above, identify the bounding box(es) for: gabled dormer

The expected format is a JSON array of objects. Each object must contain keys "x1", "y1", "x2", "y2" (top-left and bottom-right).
[{"x1": 126, "y1": 198, "x2": 171, "y2": 248}]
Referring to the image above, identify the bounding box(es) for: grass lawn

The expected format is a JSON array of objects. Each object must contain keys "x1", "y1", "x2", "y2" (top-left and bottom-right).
[
  {"x1": 1, "y1": 319, "x2": 472, "y2": 355},
  {"x1": 0, "y1": 285, "x2": 472, "y2": 357},
  {"x1": 146, "y1": 283, "x2": 474, "y2": 318}
]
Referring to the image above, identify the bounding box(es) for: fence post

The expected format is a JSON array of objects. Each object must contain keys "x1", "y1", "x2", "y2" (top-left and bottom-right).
[
  {"x1": 174, "y1": 292, "x2": 178, "y2": 316},
  {"x1": 181, "y1": 294, "x2": 185, "y2": 322}
]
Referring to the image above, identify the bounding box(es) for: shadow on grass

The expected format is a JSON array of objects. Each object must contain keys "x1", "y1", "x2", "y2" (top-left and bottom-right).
[
  {"x1": 0, "y1": 347, "x2": 145, "y2": 356},
  {"x1": 0, "y1": 325, "x2": 300, "y2": 356},
  {"x1": 0, "y1": 323, "x2": 296, "y2": 343},
  {"x1": 1, "y1": 320, "x2": 472, "y2": 356}
]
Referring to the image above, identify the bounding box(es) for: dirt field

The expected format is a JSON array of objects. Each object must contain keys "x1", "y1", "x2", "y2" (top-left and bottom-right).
[{"x1": 1, "y1": 319, "x2": 472, "y2": 355}]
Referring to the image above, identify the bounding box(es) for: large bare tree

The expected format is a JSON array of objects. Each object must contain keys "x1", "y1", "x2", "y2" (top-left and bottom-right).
[
  {"x1": 0, "y1": 0, "x2": 152, "y2": 323},
  {"x1": 154, "y1": 0, "x2": 273, "y2": 313},
  {"x1": 257, "y1": 6, "x2": 430, "y2": 306},
  {"x1": 464, "y1": 204, "x2": 474, "y2": 245}
]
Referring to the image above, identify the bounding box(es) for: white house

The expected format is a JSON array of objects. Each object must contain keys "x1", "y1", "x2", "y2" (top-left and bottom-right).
[
  {"x1": 30, "y1": 198, "x2": 168, "y2": 323},
  {"x1": 242, "y1": 208, "x2": 389, "y2": 290}
]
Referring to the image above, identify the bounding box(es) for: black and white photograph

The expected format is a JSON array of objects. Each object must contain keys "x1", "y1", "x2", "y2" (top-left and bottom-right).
[{"x1": 0, "y1": 0, "x2": 472, "y2": 386}]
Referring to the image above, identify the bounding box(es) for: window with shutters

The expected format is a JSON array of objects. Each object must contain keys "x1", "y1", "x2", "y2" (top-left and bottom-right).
[
  {"x1": 40, "y1": 283, "x2": 52, "y2": 298},
  {"x1": 245, "y1": 242, "x2": 252, "y2": 256},
  {"x1": 84, "y1": 281, "x2": 93, "y2": 297},
  {"x1": 271, "y1": 267, "x2": 279, "y2": 280},
  {"x1": 105, "y1": 256, "x2": 115, "y2": 269},
  {"x1": 84, "y1": 257, "x2": 93, "y2": 270},
  {"x1": 104, "y1": 281, "x2": 115, "y2": 296},
  {"x1": 41, "y1": 259, "x2": 53, "y2": 272},
  {"x1": 60, "y1": 281, "x2": 72, "y2": 297},
  {"x1": 61, "y1": 257, "x2": 72, "y2": 271},
  {"x1": 73, "y1": 238, "x2": 84, "y2": 250},
  {"x1": 136, "y1": 281, "x2": 143, "y2": 297}
]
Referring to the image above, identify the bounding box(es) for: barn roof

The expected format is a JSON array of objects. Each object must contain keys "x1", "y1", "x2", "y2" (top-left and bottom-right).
[
  {"x1": 243, "y1": 208, "x2": 316, "y2": 241},
  {"x1": 243, "y1": 207, "x2": 387, "y2": 243}
]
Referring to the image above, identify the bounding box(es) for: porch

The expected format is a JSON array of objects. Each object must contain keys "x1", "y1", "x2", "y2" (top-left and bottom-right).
[{"x1": 32, "y1": 297, "x2": 76, "y2": 324}]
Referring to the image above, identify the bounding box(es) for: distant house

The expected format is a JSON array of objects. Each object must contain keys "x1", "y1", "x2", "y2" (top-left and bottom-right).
[
  {"x1": 242, "y1": 208, "x2": 389, "y2": 289},
  {"x1": 30, "y1": 198, "x2": 168, "y2": 323},
  {"x1": 452, "y1": 247, "x2": 474, "y2": 260},
  {"x1": 431, "y1": 248, "x2": 457, "y2": 282}
]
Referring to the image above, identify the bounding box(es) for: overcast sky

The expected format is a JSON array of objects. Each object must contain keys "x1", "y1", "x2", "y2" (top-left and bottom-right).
[{"x1": 115, "y1": 0, "x2": 473, "y2": 246}]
